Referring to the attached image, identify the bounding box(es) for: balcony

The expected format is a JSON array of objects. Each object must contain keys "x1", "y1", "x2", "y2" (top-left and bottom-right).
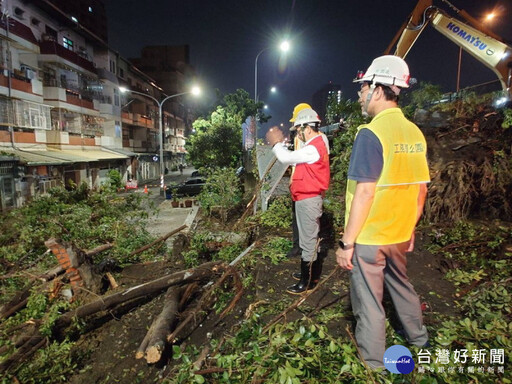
[
  {"x1": 0, "y1": 18, "x2": 38, "y2": 46},
  {"x1": 0, "y1": 72, "x2": 32, "y2": 93},
  {"x1": 65, "y1": 91, "x2": 94, "y2": 110},
  {"x1": 39, "y1": 41, "x2": 95, "y2": 74}
]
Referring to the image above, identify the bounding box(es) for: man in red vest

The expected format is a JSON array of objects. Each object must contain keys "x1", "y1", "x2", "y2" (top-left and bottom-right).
[{"x1": 266, "y1": 108, "x2": 330, "y2": 294}]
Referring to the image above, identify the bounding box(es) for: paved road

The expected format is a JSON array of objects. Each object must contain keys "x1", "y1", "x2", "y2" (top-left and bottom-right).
[{"x1": 135, "y1": 166, "x2": 199, "y2": 245}]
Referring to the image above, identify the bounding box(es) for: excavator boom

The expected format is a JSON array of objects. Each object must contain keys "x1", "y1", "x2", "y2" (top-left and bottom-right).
[{"x1": 386, "y1": 0, "x2": 512, "y2": 93}]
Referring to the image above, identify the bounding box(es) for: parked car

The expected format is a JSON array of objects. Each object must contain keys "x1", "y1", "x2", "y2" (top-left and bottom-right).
[
  {"x1": 166, "y1": 178, "x2": 205, "y2": 198},
  {"x1": 190, "y1": 170, "x2": 203, "y2": 178}
]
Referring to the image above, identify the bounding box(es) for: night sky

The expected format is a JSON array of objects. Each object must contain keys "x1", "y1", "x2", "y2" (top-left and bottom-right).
[{"x1": 105, "y1": 0, "x2": 511, "y2": 129}]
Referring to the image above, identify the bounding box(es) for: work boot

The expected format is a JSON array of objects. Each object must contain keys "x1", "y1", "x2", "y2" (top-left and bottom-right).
[
  {"x1": 291, "y1": 251, "x2": 325, "y2": 280},
  {"x1": 287, "y1": 260, "x2": 315, "y2": 294}
]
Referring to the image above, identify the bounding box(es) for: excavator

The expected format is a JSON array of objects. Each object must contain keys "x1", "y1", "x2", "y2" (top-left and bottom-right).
[{"x1": 384, "y1": 0, "x2": 512, "y2": 97}]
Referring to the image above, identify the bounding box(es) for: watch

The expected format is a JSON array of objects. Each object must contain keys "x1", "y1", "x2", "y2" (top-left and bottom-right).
[{"x1": 338, "y1": 240, "x2": 354, "y2": 250}]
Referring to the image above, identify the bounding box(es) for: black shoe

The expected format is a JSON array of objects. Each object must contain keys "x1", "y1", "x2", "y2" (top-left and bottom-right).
[
  {"x1": 287, "y1": 260, "x2": 316, "y2": 294},
  {"x1": 291, "y1": 271, "x2": 301, "y2": 280}
]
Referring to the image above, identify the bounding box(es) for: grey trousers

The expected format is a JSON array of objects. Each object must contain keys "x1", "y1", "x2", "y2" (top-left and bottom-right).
[
  {"x1": 350, "y1": 242, "x2": 428, "y2": 369},
  {"x1": 295, "y1": 195, "x2": 323, "y2": 262}
]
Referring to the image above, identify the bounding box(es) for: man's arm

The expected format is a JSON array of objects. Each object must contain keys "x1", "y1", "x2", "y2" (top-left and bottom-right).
[
  {"x1": 273, "y1": 144, "x2": 319, "y2": 165},
  {"x1": 336, "y1": 181, "x2": 376, "y2": 270}
]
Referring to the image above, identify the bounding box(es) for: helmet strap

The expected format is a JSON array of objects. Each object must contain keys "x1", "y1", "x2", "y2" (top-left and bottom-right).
[{"x1": 363, "y1": 84, "x2": 376, "y2": 116}]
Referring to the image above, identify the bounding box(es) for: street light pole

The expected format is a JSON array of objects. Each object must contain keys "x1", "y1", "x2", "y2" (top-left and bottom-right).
[
  {"x1": 119, "y1": 87, "x2": 199, "y2": 194},
  {"x1": 254, "y1": 48, "x2": 268, "y2": 103},
  {"x1": 254, "y1": 40, "x2": 290, "y2": 103}
]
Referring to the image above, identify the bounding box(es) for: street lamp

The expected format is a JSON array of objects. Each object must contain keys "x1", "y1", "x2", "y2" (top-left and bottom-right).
[
  {"x1": 254, "y1": 40, "x2": 290, "y2": 102},
  {"x1": 119, "y1": 86, "x2": 201, "y2": 194}
]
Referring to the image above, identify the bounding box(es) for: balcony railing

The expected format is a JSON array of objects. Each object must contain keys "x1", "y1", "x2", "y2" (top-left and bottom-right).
[
  {"x1": 0, "y1": 18, "x2": 38, "y2": 45},
  {"x1": 39, "y1": 41, "x2": 96, "y2": 73}
]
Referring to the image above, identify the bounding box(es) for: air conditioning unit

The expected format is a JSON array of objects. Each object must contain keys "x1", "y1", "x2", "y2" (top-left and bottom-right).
[
  {"x1": 20, "y1": 65, "x2": 36, "y2": 80},
  {"x1": 25, "y1": 68, "x2": 35, "y2": 79}
]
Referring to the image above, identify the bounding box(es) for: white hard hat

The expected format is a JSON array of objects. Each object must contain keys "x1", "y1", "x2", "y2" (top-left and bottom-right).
[
  {"x1": 354, "y1": 55, "x2": 410, "y2": 89},
  {"x1": 294, "y1": 108, "x2": 321, "y2": 127}
]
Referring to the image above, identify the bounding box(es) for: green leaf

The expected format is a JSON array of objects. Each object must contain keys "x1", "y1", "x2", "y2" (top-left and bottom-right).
[
  {"x1": 340, "y1": 364, "x2": 351, "y2": 373},
  {"x1": 172, "y1": 345, "x2": 182, "y2": 359}
]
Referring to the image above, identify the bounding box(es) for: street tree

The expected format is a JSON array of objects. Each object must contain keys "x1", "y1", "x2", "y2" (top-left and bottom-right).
[{"x1": 186, "y1": 89, "x2": 269, "y2": 169}]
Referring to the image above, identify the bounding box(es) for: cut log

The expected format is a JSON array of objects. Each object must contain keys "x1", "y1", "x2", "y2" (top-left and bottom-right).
[
  {"x1": 135, "y1": 327, "x2": 153, "y2": 360},
  {"x1": 56, "y1": 261, "x2": 224, "y2": 329},
  {"x1": 144, "y1": 286, "x2": 181, "y2": 364}
]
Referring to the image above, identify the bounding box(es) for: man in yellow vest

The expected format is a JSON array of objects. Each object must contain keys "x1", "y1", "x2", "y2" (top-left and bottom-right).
[{"x1": 336, "y1": 55, "x2": 430, "y2": 369}]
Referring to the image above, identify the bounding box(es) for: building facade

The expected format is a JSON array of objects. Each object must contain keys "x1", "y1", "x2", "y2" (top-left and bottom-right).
[
  {"x1": 0, "y1": 0, "x2": 195, "y2": 211},
  {"x1": 312, "y1": 82, "x2": 342, "y2": 124}
]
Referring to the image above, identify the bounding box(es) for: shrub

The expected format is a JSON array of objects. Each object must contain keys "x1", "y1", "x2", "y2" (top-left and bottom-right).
[{"x1": 198, "y1": 168, "x2": 242, "y2": 222}]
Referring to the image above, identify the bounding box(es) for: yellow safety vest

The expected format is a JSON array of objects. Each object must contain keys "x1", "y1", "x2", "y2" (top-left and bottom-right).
[{"x1": 345, "y1": 108, "x2": 430, "y2": 245}]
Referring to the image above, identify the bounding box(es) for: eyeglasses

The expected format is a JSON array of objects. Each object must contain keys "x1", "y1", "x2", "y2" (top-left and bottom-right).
[
  {"x1": 358, "y1": 89, "x2": 368, "y2": 98},
  {"x1": 358, "y1": 85, "x2": 371, "y2": 98}
]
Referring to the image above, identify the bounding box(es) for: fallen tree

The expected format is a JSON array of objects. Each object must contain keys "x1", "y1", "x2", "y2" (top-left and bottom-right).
[
  {"x1": 56, "y1": 260, "x2": 224, "y2": 329},
  {"x1": 0, "y1": 261, "x2": 225, "y2": 375}
]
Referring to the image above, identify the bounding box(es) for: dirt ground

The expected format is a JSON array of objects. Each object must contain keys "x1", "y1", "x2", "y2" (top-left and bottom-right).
[{"x1": 66, "y1": 214, "x2": 457, "y2": 384}]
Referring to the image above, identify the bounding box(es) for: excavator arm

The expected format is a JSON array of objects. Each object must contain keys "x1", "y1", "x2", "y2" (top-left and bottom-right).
[{"x1": 385, "y1": 0, "x2": 512, "y2": 93}]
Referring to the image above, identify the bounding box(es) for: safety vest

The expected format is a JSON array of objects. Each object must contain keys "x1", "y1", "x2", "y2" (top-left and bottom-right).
[
  {"x1": 291, "y1": 135, "x2": 330, "y2": 201},
  {"x1": 345, "y1": 108, "x2": 430, "y2": 245}
]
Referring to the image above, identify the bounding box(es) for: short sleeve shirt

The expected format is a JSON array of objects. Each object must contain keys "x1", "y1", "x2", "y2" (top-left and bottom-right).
[{"x1": 347, "y1": 128, "x2": 383, "y2": 182}]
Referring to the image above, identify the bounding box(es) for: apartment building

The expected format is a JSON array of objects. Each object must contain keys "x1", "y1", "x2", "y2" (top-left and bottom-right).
[{"x1": 0, "y1": 0, "x2": 195, "y2": 210}]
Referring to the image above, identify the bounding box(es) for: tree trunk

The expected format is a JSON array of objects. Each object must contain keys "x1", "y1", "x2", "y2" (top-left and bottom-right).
[
  {"x1": 56, "y1": 261, "x2": 224, "y2": 329},
  {"x1": 144, "y1": 286, "x2": 181, "y2": 364}
]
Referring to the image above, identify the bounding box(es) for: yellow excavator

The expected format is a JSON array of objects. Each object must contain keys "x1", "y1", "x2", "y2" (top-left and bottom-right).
[{"x1": 384, "y1": 0, "x2": 512, "y2": 96}]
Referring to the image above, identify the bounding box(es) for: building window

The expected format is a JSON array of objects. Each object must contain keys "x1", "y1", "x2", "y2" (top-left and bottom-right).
[
  {"x1": 109, "y1": 60, "x2": 116, "y2": 74},
  {"x1": 115, "y1": 121, "x2": 121, "y2": 138},
  {"x1": 63, "y1": 37, "x2": 74, "y2": 51},
  {"x1": 88, "y1": 6, "x2": 93, "y2": 12},
  {"x1": 113, "y1": 88, "x2": 120, "y2": 107},
  {"x1": 31, "y1": 18, "x2": 41, "y2": 26},
  {"x1": 119, "y1": 68, "x2": 124, "y2": 78}
]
